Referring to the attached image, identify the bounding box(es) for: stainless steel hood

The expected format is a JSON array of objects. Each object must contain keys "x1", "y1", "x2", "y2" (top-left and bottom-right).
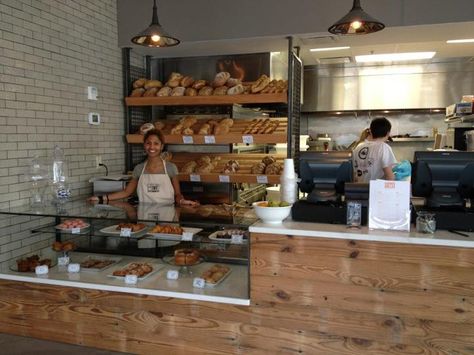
[{"x1": 302, "y1": 57, "x2": 474, "y2": 112}]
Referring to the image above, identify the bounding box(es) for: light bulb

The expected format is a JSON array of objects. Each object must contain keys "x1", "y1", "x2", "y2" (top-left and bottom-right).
[
  {"x1": 350, "y1": 21, "x2": 362, "y2": 30},
  {"x1": 151, "y1": 34, "x2": 161, "y2": 42}
]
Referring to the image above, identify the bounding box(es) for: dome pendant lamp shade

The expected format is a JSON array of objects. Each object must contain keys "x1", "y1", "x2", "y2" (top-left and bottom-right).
[
  {"x1": 328, "y1": 0, "x2": 385, "y2": 35},
  {"x1": 131, "y1": 0, "x2": 180, "y2": 47}
]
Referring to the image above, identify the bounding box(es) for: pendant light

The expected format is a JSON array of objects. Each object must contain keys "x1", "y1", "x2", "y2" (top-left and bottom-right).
[
  {"x1": 328, "y1": 0, "x2": 385, "y2": 35},
  {"x1": 131, "y1": 0, "x2": 180, "y2": 47}
]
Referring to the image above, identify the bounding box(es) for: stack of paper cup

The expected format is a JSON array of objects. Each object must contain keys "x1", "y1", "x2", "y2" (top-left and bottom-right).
[{"x1": 280, "y1": 159, "x2": 298, "y2": 204}]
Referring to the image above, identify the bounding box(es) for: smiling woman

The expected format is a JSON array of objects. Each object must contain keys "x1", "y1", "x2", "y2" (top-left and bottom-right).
[{"x1": 89, "y1": 130, "x2": 198, "y2": 207}]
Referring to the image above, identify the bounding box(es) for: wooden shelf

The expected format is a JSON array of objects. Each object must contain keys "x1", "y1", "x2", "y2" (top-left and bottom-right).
[
  {"x1": 177, "y1": 173, "x2": 280, "y2": 184},
  {"x1": 125, "y1": 93, "x2": 287, "y2": 106},
  {"x1": 126, "y1": 118, "x2": 288, "y2": 144}
]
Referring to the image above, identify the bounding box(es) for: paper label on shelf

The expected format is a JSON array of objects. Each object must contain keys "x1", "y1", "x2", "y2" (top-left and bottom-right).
[
  {"x1": 219, "y1": 175, "x2": 230, "y2": 183},
  {"x1": 125, "y1": 274, "x2": 138, "y2": 285},
  {"x1": 67, "y1": 263, "x2": 80, "y2": 273},
  {"x1": 190, "y1": 174, "x2": 201, "y2": 182},
  {"x1": 204, "y1": 135, "x2": 216, "y2": 144},
  {"x1": 193, "y1": 277, "x2": 205, "y2": 288},
  {"x1": 231, "y1": 234, "x2": 244, "y2": 244},
  {"x1": 58, "y1": 256, "x2": 70, "y2": 266},
  {"x1": 35, "y1": 265, "x2": 48, "y2": 275},
  {"x1": 181, "y1": 232, "x2": 193, "y2": 241},
  {"x1": 182, "y1": 136, "x2": 193, "y2": 144},
  {"x1": 242, "y1": 135, "x2": 254, "y2": 144},
  {"x1": 257, "y1": 175, "x2": 268, "y2": 184},
  {"x1": 120, "y1": 228, "x2": 132, "y2": 237},
  {"x1": 71, "y1": 227, "x2": 81, "y2": 234},
  {"x1": 166, "y1": 270, "x2": 179, "y2": 280}
]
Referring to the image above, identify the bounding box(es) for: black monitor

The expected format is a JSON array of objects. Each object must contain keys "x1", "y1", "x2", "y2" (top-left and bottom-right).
[
  {"x1": 412, "y1": 151, "x2": 474, "y2": 208},
  {"x1": 299, "y1": 151, "x2": 353, "y2": 203}
]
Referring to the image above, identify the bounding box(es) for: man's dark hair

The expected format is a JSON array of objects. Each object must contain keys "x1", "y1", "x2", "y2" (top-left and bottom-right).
[{"x1": 370, "y1": 117, "x2": 392, "y2": 139}]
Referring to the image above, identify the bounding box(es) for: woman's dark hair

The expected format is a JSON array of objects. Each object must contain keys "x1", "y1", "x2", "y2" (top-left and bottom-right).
[
  {"x1": 370, "y1": 117, "x2": 392, "y2": 139},
  {"x1": 143, "y1": 129, "x2": 163, "y2": 143}
]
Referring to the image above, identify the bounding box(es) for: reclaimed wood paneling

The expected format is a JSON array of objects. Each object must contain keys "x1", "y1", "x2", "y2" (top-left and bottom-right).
[{"x1": 0, "y1": 232, "x2": 473, "y2": 354}]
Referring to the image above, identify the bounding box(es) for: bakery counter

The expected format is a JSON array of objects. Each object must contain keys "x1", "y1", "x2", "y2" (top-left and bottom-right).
[
  {"x1": 249, "y1": 218, "x2": 474, "y2": 248},
  {"x1": 0, "y1": 252, "x2": 249, "y2": 306}
]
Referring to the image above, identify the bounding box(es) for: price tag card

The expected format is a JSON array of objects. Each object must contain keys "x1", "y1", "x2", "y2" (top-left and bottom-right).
[
  {"x1": 35, "y1": 265, "x2": 49, "y2": 275},
  {"x1": 58, "y1": 256, "x2": 70, "y2": 266},
  {"x1": 257, "y1": 175, "x2": 268, "y2": 184},
  {"x1": 219, "y1": 175, "x2": 230, "y2": 183},
  {"x1": 181, "y1": 231, "x2": 193, "y2": 241},
  {"x1": 166, "y1": 270, "x2": 179, "y2": 280},
  {"x1": 242, "y1": 135, "x2": 254, "y2": 144},
  {"x1": 231, "y1": 234, "x2": 244, "y2": 244},
  {"x1": 193, "y1": 277, "x2": 205, "y2": 288},
  {"x1": 71, "y1": 227, "x2": 81, "y2": 235},
  {"x1": 120, "y1": 228, "x2": 132, "y2": 237},
  {"x1": 124, "y1": 274, "x2": 138, "y2": 285},
  {"x1": 190, "y1": 174, "x2": 201, "y2": 182},
  {"x1": 67, "y1": 263, "x2": 80, "y2": 273},
  {"x1": 204, "y1": 135, "x2": 216, "y2": 144},
  {"x1": 182, "y1": 136, "x2": 194, "y2": 144}
]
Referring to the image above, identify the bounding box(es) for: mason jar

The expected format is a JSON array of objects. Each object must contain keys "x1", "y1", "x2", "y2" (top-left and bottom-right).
[{"x1": 416, "y1": 211, "x2": 436, "y2": 233}]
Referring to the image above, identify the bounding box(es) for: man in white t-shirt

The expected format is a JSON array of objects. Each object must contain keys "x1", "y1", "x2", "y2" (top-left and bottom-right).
[{"x1": 353, "y1": 117, "x2": 397, "y2": 182}]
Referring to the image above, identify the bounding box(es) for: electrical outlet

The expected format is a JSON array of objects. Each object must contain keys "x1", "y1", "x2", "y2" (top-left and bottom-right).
[{"x1": 95, "y1": 155, "x2": 102, "y2": 168}]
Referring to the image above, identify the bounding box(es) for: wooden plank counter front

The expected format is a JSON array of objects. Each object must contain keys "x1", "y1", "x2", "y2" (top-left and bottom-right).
[{"x1": 1, "y1": 232, "x2": 474, "y2": 353}]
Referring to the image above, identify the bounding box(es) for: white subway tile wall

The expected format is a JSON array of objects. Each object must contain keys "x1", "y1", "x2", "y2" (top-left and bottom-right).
[{"x1": 0, "y1": 0, "x2": 124, "y2": 269}]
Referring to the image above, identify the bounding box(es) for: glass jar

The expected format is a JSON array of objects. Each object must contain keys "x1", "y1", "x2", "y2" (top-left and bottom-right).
[{"x1": 416, "y1": 211, "x2": 436, "y2": 233}]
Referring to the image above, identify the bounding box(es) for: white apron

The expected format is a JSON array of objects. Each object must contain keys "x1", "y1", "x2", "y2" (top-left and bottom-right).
[{"x1": 137, "y1": 160, "x2": 175, "y2": 204}]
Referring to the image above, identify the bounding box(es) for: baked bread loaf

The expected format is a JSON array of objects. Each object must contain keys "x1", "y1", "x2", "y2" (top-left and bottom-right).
[
  {"x1": 222, "y1": 160, "x2": 240, "y2": 174},
  {"x1": 144, "y1": 80, "x2": 163, "y2": 89},
  {"x1": 185, "y1": 87, "x2": 197, "y2": 96},
  {"x1": 214, "y1": 123, "x2": 230, "y2": 135},
  {"x1": 174, "y1": 249, "x2": 200, "y2": 266},
  {"x1": 171, "y1": 87, "x2": 185, "y2": 96},
  {"x1": 153, "y1": 121, "x2": 165, "y2": 130},
  {"x1": 227, "y1": 84, "x2": 244, "y2": 95},
  {"x1": 166, "y1": 72, "x2": 183, "y2": 88},
  {"x1": 198, "y1": 123, "x2": 211, "y2": 135},
  {"x1": 197, "y1": 156, "x2": 211, "y2": 166},
  {"x1": 251, "y1": 74, "x2": 271, "y2": 93},
  {"x1": 213, "y1": 86, "x2": 228, "y2": 96},
  {"x1": 143, "y1": 87, "x2": 159, "y2": 97},
  {"x1": 130, "y1": 88, "x2": 145, "y2": 97},
  {"x1": 180, "y1": 116, "x2": 197, "y2": 128},
  {"x1": 182, "y1": 127, "x2": 194, "y2": 135},
  {"x1": 262, "y1": 156, "x2": 276, "y2": 166},
  {"x1": 265, "y1": 162, "x2": 283, "y2": 175},
  {"x1": 140, "y1": 122, "x2": 155, "y2": 135},
  {"x1": 181, "y1": 161, "x2": 197, "y2": 174},
  {"x1": 180, "y1": 76, "x2": 194, "y2": 88},
  {"x1": 195, "y1": 162, "x2": 214, "y2": 174},
  {"x1": 192, "y1": 80, "x2": 207, "y2": 90},
  {"x1": 171, "y1": 124, "x2": 183, "y2": 134},
  {"x1": 212, "y1": 72, "x2": 231, "y2": 87},
  {"x1": 157, "y1": 87, "x2": 172, "y2": 96},
  {"x1": 198, "y1": 86, "x2": 213, "y2": 96},
  {"x1": 251, "y1": 162, "x2": 266, "y2": 174},
  {"x1": 133, "y1": 78, "x2": 147, "y2": 89},
  {"x1": 220, "y1": 118, "x2": 234, "y2": 127},
  {"x1": 226, "y1": 78, "x2": 241, "y2": 87}
]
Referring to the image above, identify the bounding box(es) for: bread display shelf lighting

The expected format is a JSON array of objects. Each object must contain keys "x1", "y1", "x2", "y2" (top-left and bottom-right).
[{"x1": 124, "y1": 93, "x2": 288, "y2": 106}]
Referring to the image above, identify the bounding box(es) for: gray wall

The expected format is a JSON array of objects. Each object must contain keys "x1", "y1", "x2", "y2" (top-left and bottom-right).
[{"x1": 0, "y1": 0, "x2": 124, "y2": 269}]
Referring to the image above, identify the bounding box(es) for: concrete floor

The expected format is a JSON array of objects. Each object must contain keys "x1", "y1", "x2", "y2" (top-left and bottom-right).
[{"x1": 0, "y1": 333, "x2": 129, "y2": 355}]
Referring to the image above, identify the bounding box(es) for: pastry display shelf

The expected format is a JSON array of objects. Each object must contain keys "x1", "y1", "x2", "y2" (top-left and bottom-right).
[{"x1": 125, "y1": 93, "x2": 287, "y2": 107}]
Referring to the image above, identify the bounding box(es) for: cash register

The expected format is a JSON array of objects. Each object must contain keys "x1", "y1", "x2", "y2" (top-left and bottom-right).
[
  {"x1": 412, "y1": 151, "x2": 474, "y2": 231},
  {"x1": 291, "y1": 151, "x2": 369, "y2": 225}
]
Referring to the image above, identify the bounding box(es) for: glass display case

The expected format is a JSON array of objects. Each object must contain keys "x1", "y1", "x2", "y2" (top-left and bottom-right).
[{"x1": 0, "y1": 198, "x2": 256, "y2": 305}]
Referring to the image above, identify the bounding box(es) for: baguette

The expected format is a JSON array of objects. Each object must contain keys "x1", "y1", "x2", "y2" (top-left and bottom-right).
[{"x1": 251, "y1": 74, "x2": 270, "y2": 94}]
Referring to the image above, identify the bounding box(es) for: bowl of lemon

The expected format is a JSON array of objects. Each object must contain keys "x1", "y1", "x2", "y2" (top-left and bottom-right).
[{"x1": 252, "y1": 200, "x2": 292, "y2": 223}]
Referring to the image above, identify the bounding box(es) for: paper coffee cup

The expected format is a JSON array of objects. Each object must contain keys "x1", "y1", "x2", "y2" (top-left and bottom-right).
[{"x1": 283, "y1": 159, "x2": 296, "y2": 179}]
